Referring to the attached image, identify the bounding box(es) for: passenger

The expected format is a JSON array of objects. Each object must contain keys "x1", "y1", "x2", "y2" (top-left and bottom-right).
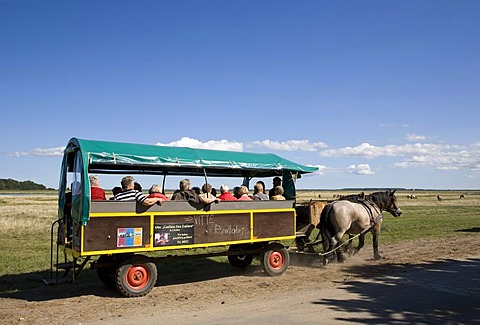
[
  {"x1": 147, "y1": 184, "x2": 170, "y2": 201},
  {"x1": 237, "y1": 186, "x2": 253, "y2": 201},
  {"x1": 114, "y1": 176, "x2": 164, "y2": 206},
  {"x1": 271, "y1": 186, "x2": 286, "y2": 200},
  {"x1": 89, "y1": 175, "x2": 106, "y2": 201},
  {"x1": 171, "y1": 179, "x2": 217, "y2": 204},
  {"x1": 211, "y1": 187, "x2": 217, "y2": 197},
  {"x1": 200, "y1": 183, "x2": 218, "y2": 201},
  {"x1": 109, "y1": 186, "x2": 123, "y2": 200},
  {"x1": 268, "y1": 177, "x2": 282, "y2": 199},
  {"x1": 253, "y1": 182, "x2": 269, "y2": 201},
  {"x1": 218, "y1": 184, "x2": 237, "y2": 201},
  {"x1": 256, "y1": 181, "x2": 266, "y2": 194},
  {"x1": 233, "y1": 186, "x2": 241, "y2": 199},
  {"x1": 191, "y1": 186, "x2": 201, "y2": 195},
  {"x1": 134, "y1": 182, "x2": 143, "y2": 192}
]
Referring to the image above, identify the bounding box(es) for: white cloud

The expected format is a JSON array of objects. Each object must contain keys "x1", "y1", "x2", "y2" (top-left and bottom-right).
[
  {"x1": 307, "y1": 164, "x2": 329, "y2": 175},
  {"x1": 247, "y1": 139, "x2": 328, "y2": 151},
  {"x1": 320, "y1": 142, "x2": 454, "y2": 159},
  {"x1": 406, "y1": 133, "x2": 426, "y2": 142},
  {"x1": 317, "y1": 140, "x2": 480, "y2": 173},
  {"x1": 346, "y1": 164, "x2": 374, "y2": 175},
  {"x1": 10, "y1": 147, "x2": 65, "y2": 157},
  {"x1": 394, "y1": 148, "x2": 479, "y2": 171},
  {"x1": 157, "y1": 137, "x2": 243, "y2": 151}
]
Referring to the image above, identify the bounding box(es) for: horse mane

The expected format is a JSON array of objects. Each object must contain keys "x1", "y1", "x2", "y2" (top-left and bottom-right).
[
  {"x1": 367, "y1": 190, "x2": 395, "y2": 210},
  {"x1": 338, "y1": 192, "x2": 365, "y2": 203}
]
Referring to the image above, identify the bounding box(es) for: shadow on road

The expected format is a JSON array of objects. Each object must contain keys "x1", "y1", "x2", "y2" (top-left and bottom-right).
[
  {"x1": 0, "y1": 256, "x2": 265, "y2": 301},
  {"x1": 312, "y1": 257, "x2": 480, "y2": 324}
]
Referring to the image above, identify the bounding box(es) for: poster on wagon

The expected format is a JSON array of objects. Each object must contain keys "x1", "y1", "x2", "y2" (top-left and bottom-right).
[
  {"x1": 154, "y1": 223, "x2": 194, "y2": 246},
  {"x1": 117, "y1": 227, "x2": 143, "y2": 247}
]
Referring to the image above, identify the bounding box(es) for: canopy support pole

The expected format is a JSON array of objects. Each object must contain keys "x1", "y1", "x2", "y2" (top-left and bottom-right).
[{"x1": 162, "y1": 173, "x2": 167, "y2": 195}]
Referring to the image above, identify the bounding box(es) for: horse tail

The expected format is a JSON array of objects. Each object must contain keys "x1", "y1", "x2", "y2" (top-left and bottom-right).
[
  {"x1": 316, "y1": 203, "x2": 336, "y2": 250},
  {"x1": 317, "y1": 202, "x2": 331, "y2": 229}
]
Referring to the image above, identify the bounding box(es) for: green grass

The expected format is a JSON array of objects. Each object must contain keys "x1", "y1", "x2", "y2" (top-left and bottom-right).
[{"x1": 379, "y1": 205, "x2": 480, "y2": 243}]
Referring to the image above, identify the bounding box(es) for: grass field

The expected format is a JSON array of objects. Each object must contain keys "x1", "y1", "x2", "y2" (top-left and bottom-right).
[{"x1": 0, "y1": 190, "x2": 479, "y2": 294}]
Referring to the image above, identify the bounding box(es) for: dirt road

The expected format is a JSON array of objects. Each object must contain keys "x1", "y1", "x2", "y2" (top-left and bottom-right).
[{"x1": 1, "y1": 236, "x2": 479, "y2": 324}]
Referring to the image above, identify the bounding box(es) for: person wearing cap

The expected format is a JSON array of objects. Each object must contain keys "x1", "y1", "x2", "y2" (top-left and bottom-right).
[{"x1": 268, "y1": 177, "x2": 282, "y2": 199}]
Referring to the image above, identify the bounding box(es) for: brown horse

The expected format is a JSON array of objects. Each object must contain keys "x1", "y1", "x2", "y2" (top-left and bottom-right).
[{"x1": 317, "y1": 190, "x2": 402, "y2": 263}]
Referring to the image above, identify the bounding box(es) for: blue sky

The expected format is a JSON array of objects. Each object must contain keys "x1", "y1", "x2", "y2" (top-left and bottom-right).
[{"x1": 1, "y1": 1, "x2": 479, "y2": 190}]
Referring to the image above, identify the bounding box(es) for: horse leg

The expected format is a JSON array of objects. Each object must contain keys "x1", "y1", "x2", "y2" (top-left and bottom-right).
[
  {"x1": 353, "y1": 233, "x2": 365, "y2": 256},
  {"x1": 345, "y1": 234, "x2": 354, "y2": 256},
  {"x1": 335, "y1": 238, "x2": 346, "y2": 263},
  {"x1": 331, "y1": 232, "x2": 346, "y2": 263},
  {"x1": 372, "y1": 226, "x2": 382, "y2": 260},
  {"x1": 320, "y1": 228, "x2": 335, "y2": 265}
]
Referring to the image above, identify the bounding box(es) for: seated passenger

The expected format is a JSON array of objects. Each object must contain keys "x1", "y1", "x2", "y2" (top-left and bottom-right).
[
  {"x1": 114, "y1": 176, "x2": 164, "y2": 206},
  {"x1": 268, "y1": 177, "x2": 282, "y2": 199},
  {"x1": 200, "y1": 183, "x2": 218, "y2": 201},
  {"x1": 147, "y1": 184, "x2": 170, "y2": 201},
  {"x1": 171, "y1": 179, "x2": 217, "y2": 204},
  {"x1": 253, "y1": 182, "x2": 269, "y2": 201},
  {"x1": 233, "y1": 186, "x2": 241, "y2": 199},
  {"x1": 134, "y1": 182, "x2": 143, "y2": 192},
  {"x1": 256, "y1": 180, "x2": 266, "y2": 193},
  {"x1": 109, "y1": 186, "x2": 122, "y2": 200},
  {"x1": 218, "y1": 184, "x2": 237, "y2": 201},
  {"x1": 89, "y1": 175, "x2": 106, "y2": 201},
  {"x1": 191, "y1": 186, "x2": 201, "y2": 195},
  {"x1": 271, "y1": 186, "x2": 286, "y2": 201},
  {"x1": 237, "y1": 185, "x2": 253, "y2": 201}
]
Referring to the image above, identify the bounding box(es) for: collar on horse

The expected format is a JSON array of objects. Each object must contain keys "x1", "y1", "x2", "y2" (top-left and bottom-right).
[{"x1": 358, "y1": 198, "x2": 383, "y2": 225}]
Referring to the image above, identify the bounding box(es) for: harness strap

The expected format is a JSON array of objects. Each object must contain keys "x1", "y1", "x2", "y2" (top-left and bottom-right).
[{"x1": 358, "y1": 199, "x2": 381, "y2": 225}]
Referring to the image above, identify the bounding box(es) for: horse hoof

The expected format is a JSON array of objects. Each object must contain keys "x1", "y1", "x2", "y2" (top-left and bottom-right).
[{"x1": 374, "y1": 254, "x2": 382, "y2": 260}]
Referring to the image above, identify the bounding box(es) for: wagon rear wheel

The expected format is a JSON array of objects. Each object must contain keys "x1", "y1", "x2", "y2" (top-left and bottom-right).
[
  {"x1": 115, "y1": 255, "x2": 157, "y2": 297},
  {"x1": 260, "y1": 243, "x2": 290, "y2": 276},
  {"x1": 96, "y1": 255, "x2": 117, "y2": 286},
  {"x1": 227, "y1": 245, "x2": 254, "y2": 268}
]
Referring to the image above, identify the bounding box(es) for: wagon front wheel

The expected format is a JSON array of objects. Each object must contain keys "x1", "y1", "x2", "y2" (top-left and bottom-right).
[
  {"x1": 260, "y1": 243, "x2": 290, "y2": 276},
  {"x1": 228, "y1": 245, "x2": 254, "y2": 268},
  {"x1": 115, "y1": 255, "x2": 157, "y2": 297}
]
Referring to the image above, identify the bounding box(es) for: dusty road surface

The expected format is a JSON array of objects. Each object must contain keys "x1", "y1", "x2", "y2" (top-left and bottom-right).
[{"x1": 1, "y1": 236, "x2": 479, "y2": 324}]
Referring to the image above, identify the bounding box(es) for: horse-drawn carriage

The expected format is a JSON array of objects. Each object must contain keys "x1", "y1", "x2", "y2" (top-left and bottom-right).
[{"x1": 46, "y1": 138, "x2": 322, "y2": 297}]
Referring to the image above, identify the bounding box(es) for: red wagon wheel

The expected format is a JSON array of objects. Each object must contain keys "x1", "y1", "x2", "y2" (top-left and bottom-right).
[
  {"x1": 260, "y1": 243, "x2": 290, "y2": 276},
  {"x1": 115, "y1": 255, "x2": 158, "y2": 297}
]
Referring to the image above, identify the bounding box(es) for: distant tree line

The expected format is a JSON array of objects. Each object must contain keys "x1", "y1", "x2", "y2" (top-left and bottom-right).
[{"x1": 0, "y1": 178, "x2": 52, "y2": 190}]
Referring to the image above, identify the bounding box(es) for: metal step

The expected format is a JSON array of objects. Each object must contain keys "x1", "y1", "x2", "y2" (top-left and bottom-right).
[{"x1": 54, "y1": 262, "x2": 81, "y2": 270}]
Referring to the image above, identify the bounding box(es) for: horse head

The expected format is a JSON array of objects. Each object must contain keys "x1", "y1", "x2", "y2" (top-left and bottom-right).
[{"x1": 369, "y1": 190, "x2": 402, "y2": 217}]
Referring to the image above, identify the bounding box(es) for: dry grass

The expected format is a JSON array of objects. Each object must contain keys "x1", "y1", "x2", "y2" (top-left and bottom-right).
[
  {"x1": 296, "y1": 189, "x2": 480, "y2": 207},
  {"x1": 0, "y1": 196, "x2": 56, "y2": 234}
]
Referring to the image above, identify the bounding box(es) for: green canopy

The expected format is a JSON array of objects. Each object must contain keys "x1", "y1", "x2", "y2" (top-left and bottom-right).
[{"x1": 58, "y1": 138, "x2": 318, "y2": 224}]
